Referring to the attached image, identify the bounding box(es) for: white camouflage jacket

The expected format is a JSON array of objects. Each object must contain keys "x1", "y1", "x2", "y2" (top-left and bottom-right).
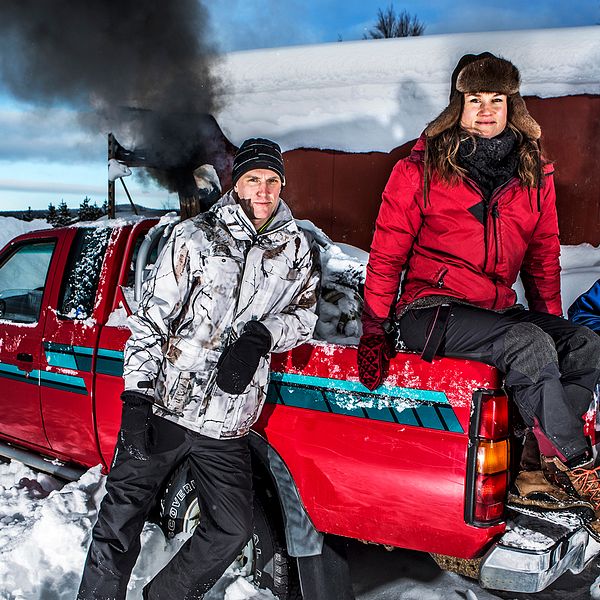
[{"x1": 123, "y1": 192, "x2": 320, "y2": 439}]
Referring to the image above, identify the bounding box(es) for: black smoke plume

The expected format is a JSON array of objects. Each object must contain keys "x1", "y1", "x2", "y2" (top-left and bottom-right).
[{"x1": 0, "y1": 0, "x2": 229, "y2": 191}]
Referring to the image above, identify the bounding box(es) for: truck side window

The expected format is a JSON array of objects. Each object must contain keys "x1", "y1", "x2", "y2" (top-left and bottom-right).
[
  {"x1": 58, "y1": 227, "x2": 112, "y2": 319},
  {"x1": 0, "y1": 241, "x2": 56, "y2": 323}
]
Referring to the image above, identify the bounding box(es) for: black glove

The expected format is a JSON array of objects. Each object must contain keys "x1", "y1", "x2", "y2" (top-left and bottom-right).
[
  {"x1": 216, "y1": 321, "x2": 272, "y2": 395},
  {"x1": 119, "y1": 391, "x2": 154, "y2": 460}
]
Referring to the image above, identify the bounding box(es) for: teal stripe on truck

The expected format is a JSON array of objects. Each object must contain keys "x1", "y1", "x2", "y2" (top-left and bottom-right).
[{"x1": 266, "y1": 371, "x2": 463, "y2": 433}]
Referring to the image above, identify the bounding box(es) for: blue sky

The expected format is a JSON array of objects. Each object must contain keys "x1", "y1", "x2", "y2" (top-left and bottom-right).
[{"x1": 0, "y1": 0, "x2": 597, "y2": 213}]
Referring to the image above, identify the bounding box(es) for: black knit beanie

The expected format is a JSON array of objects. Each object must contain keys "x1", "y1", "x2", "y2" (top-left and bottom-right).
[{"x1": 232, "y1": 138, "x2": 285, "y2": 186}]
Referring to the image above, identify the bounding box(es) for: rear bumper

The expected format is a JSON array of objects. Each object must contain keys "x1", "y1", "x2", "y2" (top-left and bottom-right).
[{"x1": 479, "y1": 509, "x2": 600, "y2": 592}]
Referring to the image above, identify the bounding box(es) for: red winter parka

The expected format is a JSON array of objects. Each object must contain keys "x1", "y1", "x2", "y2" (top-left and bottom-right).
[{"x1": 363, "y1": 136, "x2": 562, "y2": 334}]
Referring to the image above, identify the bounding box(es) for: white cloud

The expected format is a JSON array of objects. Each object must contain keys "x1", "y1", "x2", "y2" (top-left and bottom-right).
[
  {"x1": 0, "y1": 179, "x2": 106, "y2": 195},
  {"x1": 0, "y1": 106, "x2": 103, "y2": 163}
]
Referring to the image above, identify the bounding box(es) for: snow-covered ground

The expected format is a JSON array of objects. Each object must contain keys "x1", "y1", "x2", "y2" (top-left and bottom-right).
[{"x1": 0, "y1": 459, "x2": 279, "y2": 600}]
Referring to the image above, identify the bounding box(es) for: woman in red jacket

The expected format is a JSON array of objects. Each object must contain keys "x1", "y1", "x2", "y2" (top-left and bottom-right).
[{"x1": 359, "y1": 53, "x2": 600, "y2": 531}]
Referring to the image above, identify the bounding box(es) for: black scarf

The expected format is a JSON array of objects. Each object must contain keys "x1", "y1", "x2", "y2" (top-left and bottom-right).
[{"x1": 457, "y1": 128, "x2": 519, "y2": 200}]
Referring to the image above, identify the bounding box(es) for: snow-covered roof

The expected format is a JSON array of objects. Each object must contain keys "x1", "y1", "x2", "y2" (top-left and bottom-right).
[{"x1": 215, "y1": 26, "x2": 600, "y2": 153}]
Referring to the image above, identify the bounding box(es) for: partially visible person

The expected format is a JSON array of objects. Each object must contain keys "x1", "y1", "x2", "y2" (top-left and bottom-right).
[
  {"x1": 569, "y1": 278, "x2": 600, "y2": 334},
  {"x1": 193, "y1": 163, "x2": 221, "y2": 211},
  {"x1": 358, "y1": 53, "x2": 600, "y2": 533},
  {"x1": 78, "y1": 138, "x2": 321, "y2": 600}
]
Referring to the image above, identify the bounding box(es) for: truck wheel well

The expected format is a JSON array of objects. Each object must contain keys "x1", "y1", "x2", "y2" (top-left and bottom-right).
[
  {"x1": 251, "y1": 449, "x2": 286, "y2": 530},
  {"x1": 247, "y1": 432, "x2": 323, "y2": 558},
  {"x1": 156, "y1": 453, "x2": 302, "y2": 599}
]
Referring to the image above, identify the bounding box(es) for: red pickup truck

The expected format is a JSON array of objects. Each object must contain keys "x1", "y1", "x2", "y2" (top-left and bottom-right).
[{"x1": 0, "y1": 218, "x2": 598, "y2": 599}]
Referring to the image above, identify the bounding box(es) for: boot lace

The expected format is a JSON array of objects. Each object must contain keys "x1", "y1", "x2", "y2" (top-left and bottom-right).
[{"x1": 570, "y1": 465, "x2": 600, "y2": 510}]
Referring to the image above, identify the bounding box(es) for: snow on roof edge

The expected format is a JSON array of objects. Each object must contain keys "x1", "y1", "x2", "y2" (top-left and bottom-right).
[{"x1": 214, "y1": 27, "x2": 600, "y2": 153}]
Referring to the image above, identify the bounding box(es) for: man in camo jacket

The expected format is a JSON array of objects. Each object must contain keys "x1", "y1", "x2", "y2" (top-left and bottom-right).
[{"x1": 78, "y1": 138, "x2": 320, "y2": 600}]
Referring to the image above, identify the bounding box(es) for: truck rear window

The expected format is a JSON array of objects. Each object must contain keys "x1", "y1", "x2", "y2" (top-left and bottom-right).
[{"x1": 58, "y1": 227, "x2": 112, "y2": 319}]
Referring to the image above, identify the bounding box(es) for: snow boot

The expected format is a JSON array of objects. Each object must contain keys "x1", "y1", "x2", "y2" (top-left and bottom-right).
[
  {"x1": 507, "y1": 469, "x2": 595, "y2": 518},
  {"x1": 542, "y1": 456, "x2": 600, "y2": 540}
]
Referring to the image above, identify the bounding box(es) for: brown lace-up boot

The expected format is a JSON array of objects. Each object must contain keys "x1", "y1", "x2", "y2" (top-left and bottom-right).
[
  {"x1": 508, "y1": 469, "x2": 594, "y2": 517},
  {"x1": 542, "y1": 456, "x2": 600, "y2": 540},
  {"x1": 508, "y1": 431, "x2": 595, "y2": 517}
]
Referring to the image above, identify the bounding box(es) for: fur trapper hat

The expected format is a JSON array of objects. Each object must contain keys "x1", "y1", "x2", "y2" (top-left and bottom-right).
[{"x1": 424, "y1": 53, "x2": 541, "y2": 140}]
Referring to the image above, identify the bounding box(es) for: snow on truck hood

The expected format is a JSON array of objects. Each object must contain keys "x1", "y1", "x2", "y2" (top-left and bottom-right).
[{"x1": 215, "y1": 26, "x2": 600, "y2": 153}]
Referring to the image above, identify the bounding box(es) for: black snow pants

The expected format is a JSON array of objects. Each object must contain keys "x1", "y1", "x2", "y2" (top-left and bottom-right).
[
  {"x1": 398, "y1": 304, "x2": 600, "y2": 463},
  {"x1": 77, "y1": 414, "x2": 253, "y2": 600}
]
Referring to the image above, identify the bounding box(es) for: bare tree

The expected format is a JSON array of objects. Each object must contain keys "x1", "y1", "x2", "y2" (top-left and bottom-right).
[{"x1": 364, "y1": 4, "x2": 425, "y2": 39}]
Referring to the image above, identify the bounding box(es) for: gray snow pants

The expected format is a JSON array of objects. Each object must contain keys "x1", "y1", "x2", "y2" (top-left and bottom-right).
[
  {"x1": 398, "y1": 304, "x2": 600, "y2": 462},
  {"x1": 77, "y1": 414, "x2": 253, "y2": 600}
]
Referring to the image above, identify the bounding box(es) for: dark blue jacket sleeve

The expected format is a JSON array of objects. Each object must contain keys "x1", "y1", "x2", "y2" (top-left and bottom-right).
[{"x1": 568, "y1": 278, "x2": 600, "y2": 333}]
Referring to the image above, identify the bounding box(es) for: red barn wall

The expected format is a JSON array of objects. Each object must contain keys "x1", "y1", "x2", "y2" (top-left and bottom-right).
[{"x1": 277, "y1": 95, "x2": 599, "y2": 251}]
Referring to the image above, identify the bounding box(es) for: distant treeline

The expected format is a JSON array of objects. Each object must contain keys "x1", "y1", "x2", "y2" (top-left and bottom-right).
[{"x1": 2, "y1": 197, "x2": 172, "y2": 226}]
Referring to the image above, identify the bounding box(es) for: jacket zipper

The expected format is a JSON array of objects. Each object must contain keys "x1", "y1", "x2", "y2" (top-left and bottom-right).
[
  {"x1": 205, "y1": 218, "x2": 292, "y2": 400},
  {"x1": 488, "y1": 179, "x2": 514, "y2": 270},
  {"x1": 464, "y1": 177, "x2": 515, "y2": 275},
  {"x1": 203, "y1": 241, "x2": 253, "y2": 400},
  {"x1": 463, "y1": 177, "x2": 490, "y2": 271},
  {"x1": 436, "y1": 266, "x2": 448, "y2": 288},
  {"x1": 491, "y1": 204, "x2": 500, "y2": 270},
  {"x1": 229, "y1": 217, "x2": 291, "y2": 326},
  {"x1": 487, "y1": 179, "x2": 518, "y2": 307},
  {"x1": 491, "y1": 204, "x2": 500, "y2": 307}
]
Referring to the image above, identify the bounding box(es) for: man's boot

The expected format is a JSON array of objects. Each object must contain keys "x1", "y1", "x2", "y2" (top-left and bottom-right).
[
  {"x1": 507, "y1": 469, "x2": 595, "y2": 517},
  {"x1": 542, "y1": 455, "x2": 600, "y2": 539}
]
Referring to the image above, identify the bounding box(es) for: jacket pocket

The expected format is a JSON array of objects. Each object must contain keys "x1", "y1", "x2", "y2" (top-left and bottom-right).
[
  {"x1": 160, "y1": 358, "x2": 215, "y2": 419},
  {"x1": 166, "y1": 338, "x2": 219, "y2": 371}
]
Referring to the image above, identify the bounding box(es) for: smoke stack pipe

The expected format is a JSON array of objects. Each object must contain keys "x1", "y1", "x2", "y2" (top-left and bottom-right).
[
  {"x1": 107, "y1": 133, "x2": 203, "y2": 219},
  {"x1": 108, "y1": 133, "x2": 117, "y2": 218},
  {"x1": 172, "y1": 168, "x2": 201, "y2": 220},
  {"x1": 106, "y1": 123, "x2": 233, "y2": 220}
]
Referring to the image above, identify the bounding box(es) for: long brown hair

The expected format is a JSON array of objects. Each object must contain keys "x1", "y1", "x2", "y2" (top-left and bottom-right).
[{"x1": 425, "y1": 122, "x2": 543, "y2": 189}]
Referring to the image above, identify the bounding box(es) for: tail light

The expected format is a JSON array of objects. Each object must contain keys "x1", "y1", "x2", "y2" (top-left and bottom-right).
[
  {"x1": 465, "y1": 391, "x2": 510, "y2": 526},
  {"x1": 584, "y1": 384, "x2": 599, "y2": 447}
]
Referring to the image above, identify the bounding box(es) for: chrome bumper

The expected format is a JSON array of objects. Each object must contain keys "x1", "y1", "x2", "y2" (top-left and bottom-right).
[{"x1": 479, "y1": 509, "x2": 600, "y2": 592}]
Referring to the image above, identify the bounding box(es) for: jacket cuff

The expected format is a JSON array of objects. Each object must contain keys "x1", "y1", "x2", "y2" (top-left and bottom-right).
[
  {"x1": 122, "y1": 373, "x2": 155, "y2": 396},
  {"x1": 257, "y1": 316, "x2": 283, "y2": 352},
  {"x1": 121, "y1": 390, "x2": 152, "y2": 406}
]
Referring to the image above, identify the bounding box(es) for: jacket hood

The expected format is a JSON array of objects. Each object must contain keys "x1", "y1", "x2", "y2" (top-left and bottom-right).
[{"x1": 410, "y1": 134, "x2": 427, "y2": 157}]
